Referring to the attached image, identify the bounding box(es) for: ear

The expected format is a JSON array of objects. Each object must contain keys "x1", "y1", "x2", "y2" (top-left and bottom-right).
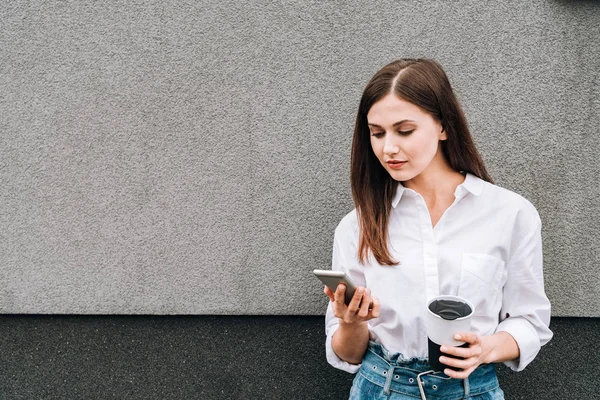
[{"x1": 439, "y1": 128, "x2": 447, "y2": 141}]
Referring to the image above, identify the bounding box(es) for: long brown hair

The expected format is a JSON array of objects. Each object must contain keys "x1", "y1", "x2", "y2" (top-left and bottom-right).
[{"x1": 351, "y1": 59, "x2": 493, "y2": 266}]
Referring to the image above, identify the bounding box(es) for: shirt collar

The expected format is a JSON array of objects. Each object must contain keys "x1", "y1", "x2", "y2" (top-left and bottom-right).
[
  {"x1": 456, "y1": 172, "x2": 484, "y2": 197},
  {"x1": 391, "y1": 172, "x2": 484, "y2": 208},
  {"x1": 391, "y1": 184, "x2": 405, "y2": 208}
]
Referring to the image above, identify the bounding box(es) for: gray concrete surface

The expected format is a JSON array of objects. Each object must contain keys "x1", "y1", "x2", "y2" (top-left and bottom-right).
[{"x1": 1, "y1": 1, "x2": 599, "y2": 315}]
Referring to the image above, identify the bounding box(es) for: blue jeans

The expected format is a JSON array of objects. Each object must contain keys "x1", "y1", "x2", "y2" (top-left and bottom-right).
[{"x1": 349, "y1": 342, "x2": 504, "y2": 400}]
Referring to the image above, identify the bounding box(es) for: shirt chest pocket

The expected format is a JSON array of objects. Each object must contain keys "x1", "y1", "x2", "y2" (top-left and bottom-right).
[{"x1": 458, "y1": 253, "x2": 504, "y2": 315}]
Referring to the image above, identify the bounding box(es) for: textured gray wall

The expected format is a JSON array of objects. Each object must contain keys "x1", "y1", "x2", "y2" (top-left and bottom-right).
[{"x1": 1, "y1": 1, "x2": 598, "y2": 316}]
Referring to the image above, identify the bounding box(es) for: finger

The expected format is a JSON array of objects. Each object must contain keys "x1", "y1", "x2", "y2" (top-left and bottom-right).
[
  {"x1": 444, "y1": 365, "x2": 477, "y2": 380},
  {"x1": 440, "y1": 344, "x2": 480, "y2": 359},
  {"x1": 324, "y1": 286, "x2": 335, "y2": 302},
  {"x1": 357, "y1": 288, "x2": 372, "y2": 317},
  {"x1": 454, "y1": 332, "x2": 479, "y2": 345},
  {"x1": 333, "y1": 284, "x2": 346, "y2": 307},
  {"x1": 370, "y1": 295, "x2": 381, "y2": 318},
  {"x1": 439, "y1": 355, "x2": 473, "y2": 370},
  {"x1": 347, "y1": 286, "x2": 364, "y2": 313}
]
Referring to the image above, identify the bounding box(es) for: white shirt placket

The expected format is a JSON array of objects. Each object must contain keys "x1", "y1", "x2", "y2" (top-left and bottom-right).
[{"x1": 417, "y1": 196, "x2": 440, "y2": 301}]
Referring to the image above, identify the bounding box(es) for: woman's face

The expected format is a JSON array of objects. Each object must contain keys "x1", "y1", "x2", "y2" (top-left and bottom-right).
[{"x1": 367, "y1": 93, "x2": 447, "y2": 183}]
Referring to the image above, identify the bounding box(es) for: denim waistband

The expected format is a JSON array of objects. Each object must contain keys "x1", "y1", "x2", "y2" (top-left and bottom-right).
[{"x1": 358, "y1": 342, "x2": 499, "y2": 399}]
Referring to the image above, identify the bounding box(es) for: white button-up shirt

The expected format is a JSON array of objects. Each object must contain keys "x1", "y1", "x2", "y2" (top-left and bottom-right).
[{"x1": 325, "y1": 173, "x2": 553, "y2": 373}]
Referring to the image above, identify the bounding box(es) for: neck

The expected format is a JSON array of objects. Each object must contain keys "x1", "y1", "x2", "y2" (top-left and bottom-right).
[{"x1": 402, "y1": 159, "x2": 465, "y2": 202}]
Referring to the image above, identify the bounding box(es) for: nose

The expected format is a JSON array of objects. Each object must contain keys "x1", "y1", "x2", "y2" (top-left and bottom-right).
[{"x1": 383, "y1": 134, "x2": 400, "y2": 156}]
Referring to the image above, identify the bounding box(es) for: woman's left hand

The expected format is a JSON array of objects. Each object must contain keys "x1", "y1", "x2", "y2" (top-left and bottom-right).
[{"x1": 438, "y1": 332, "x2": 493, "y2": 379}]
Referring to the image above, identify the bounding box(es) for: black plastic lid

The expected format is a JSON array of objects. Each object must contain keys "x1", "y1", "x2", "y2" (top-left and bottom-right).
[{"x1": 429, "y1": 299, "x2": 472, "y2": 320}]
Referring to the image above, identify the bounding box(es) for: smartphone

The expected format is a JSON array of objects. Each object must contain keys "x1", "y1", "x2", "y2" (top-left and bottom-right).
[{"x1": 313, "y1": 269, "x2": 360, "y2": 305}]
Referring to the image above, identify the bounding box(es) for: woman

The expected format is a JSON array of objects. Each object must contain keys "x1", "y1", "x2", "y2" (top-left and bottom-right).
[{"x1": 323, "y1": 59, "x2": 552, "y2": 399}]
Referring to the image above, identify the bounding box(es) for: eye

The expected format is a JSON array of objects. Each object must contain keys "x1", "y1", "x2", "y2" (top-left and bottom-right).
[
  {"x1": 371, "y1": 131, "x2": 385, "y2": 138},
  {"x1": 398, "y1": 129, "x2": 414, "y2": 136}
]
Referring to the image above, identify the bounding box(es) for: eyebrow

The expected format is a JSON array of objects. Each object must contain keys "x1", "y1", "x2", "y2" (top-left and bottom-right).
[{"x1": 367, "y1": 120, "x2": 415, "y2": 128}]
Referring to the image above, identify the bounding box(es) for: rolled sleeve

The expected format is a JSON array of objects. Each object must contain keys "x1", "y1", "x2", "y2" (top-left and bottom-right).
[
  {"x1": 496, "y1": 316, "x2": 541, "y2": 371},
  {"x1": 496, "y1": 207, "x2": 553, "y2": 371}
]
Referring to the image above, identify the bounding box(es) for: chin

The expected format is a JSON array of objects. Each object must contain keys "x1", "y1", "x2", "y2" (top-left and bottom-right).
[{"x1": 386, "y1": 169, "x2": 415, "y2": 182}]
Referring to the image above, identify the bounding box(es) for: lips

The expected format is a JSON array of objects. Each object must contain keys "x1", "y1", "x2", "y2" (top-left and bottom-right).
[{"x1": 386, "y1": 160, "x2": 407, "y2": 170}]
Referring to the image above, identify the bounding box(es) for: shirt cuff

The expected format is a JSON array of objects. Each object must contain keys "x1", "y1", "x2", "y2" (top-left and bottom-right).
[
  {"x1": 326, "y1": 325, "x2": 362, "y2": 374},
  {"x1": 495, "y1": 317, "x2": 541, "y2": 371}
]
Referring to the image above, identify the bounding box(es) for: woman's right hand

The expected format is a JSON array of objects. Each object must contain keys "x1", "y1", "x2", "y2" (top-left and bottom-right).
[{"x1": 324, "y1": 284, "x2": 380, "y2": 325}]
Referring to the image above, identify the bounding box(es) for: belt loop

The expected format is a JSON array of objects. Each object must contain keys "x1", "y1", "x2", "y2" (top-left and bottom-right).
[
  {"x1": 463, "y1": 376, "x2": 470, "y2": 399},
  {"x1": 383, "y1": 366, "x2": 394, "y2": 395}
]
